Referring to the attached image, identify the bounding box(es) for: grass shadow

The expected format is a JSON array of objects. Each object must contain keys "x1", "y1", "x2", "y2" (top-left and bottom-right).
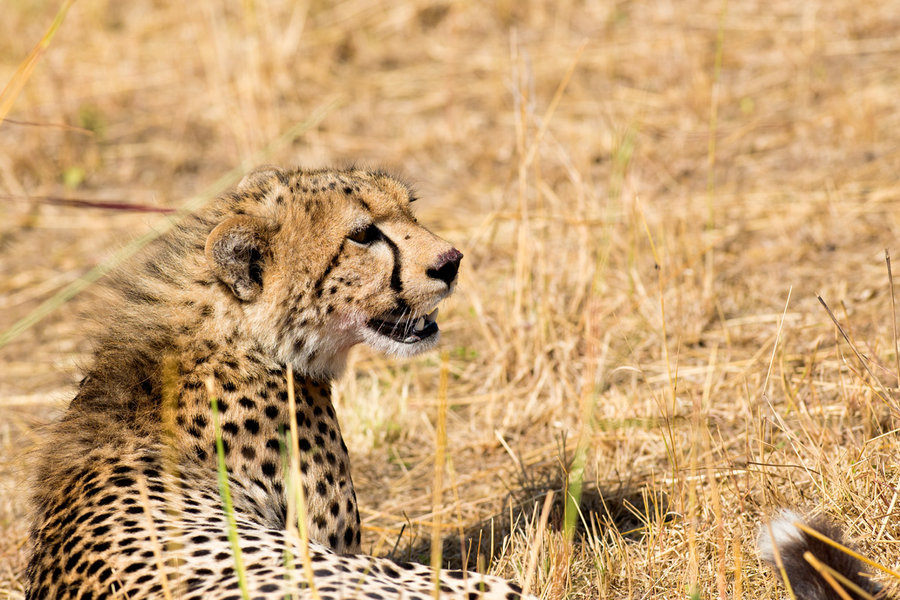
[{"x1": 388, "y1": 470, "x2": 672, "y2": 571}]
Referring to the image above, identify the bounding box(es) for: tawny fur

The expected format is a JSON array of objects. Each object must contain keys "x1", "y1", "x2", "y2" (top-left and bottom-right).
[{"x1": 26, "y1": 166, "x2": 530, "y2": 600}]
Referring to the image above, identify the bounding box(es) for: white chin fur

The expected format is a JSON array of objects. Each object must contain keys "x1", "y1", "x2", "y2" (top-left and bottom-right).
[{"x1": 361, "y1": 327, "x2": 440, "y2": 357}]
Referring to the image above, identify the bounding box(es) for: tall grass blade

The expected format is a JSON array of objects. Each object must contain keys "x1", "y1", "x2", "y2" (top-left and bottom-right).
[
  {"x1": 208, "y1": 380, "x2": 251, "y2": 600},
  {"x1": 0, "y1": 0, "x2": 75, "y2": 126}
]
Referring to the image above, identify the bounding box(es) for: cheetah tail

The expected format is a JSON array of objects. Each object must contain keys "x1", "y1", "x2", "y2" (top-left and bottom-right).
[{"x1": 758, "y1": 510, "x2": 889, "y2": 600}]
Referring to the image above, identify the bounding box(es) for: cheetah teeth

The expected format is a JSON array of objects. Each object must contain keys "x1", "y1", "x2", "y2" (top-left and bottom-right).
[{"x1": 413, "y1": 308, "x2": 439, "y2": 333}]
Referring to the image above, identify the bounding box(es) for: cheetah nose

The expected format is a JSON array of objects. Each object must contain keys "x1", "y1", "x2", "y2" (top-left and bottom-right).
[{"x1": 427, "y1": 248, "x2": 463, "y2": 286}]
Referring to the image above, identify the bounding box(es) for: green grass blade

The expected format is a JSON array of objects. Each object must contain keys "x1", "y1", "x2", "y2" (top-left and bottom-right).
[{"x1": 210, "y1": 388, "x2": 251, "y2": 600}]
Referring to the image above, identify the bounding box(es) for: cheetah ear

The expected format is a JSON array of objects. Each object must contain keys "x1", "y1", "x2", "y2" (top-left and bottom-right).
[
  {"x1": 238, "y1": 165, "x2": 284, "y2": 191},
  {"x1": 205, "y1": 215, "x2": 271, "y2": 302}
]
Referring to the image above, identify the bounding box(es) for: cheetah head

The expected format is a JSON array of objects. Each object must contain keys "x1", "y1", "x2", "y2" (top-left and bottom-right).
[{"x1": 204, "y1": 166, "x2": 462, "y2": 378}]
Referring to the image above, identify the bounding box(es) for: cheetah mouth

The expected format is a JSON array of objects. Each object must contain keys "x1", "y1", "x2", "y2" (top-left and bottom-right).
[{"x1": 366, "y1": 307, "x2": 439, "y2": 344}]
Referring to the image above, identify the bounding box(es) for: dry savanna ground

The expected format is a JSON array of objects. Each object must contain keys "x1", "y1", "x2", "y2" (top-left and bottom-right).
[{"x1": 2, "y1": 1, "x2": 900, "y2": 598}]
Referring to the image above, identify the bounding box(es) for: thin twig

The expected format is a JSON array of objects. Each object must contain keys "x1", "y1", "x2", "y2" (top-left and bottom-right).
[
  {"x1": 817, "y1": 295, "x2": 899, "y2": 414},
  {"x1": 886, "y1": 250, "x2": 900, "y2": 392}
]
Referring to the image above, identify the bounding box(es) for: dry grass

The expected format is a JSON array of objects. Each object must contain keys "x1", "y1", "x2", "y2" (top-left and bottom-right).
[{"x1": 2, "y1": 0, "x2": 900, "y2": 598}]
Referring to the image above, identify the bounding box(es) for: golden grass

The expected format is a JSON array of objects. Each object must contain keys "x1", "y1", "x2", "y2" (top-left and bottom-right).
[{"x1": 2, "y1": 0, "x2": 900, "y2": 598}]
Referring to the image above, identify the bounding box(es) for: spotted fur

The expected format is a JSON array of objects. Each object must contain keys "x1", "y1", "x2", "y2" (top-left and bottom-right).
[{"x1": 26, "y1": 166, "x2": 530, "y2": 599}]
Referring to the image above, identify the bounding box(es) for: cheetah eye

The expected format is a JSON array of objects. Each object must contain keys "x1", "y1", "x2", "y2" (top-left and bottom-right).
[{"x1": 347, "y1": 224, "x2": 382, "y2": 246}]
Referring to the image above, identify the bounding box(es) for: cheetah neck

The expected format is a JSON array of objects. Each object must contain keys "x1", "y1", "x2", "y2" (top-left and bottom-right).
[{"x1": 170, "y1": 341, "x2": 361, "y2": 551}]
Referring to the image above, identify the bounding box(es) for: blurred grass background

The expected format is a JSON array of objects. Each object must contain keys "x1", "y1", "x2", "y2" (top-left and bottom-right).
[{"x1": 2, "y1": 1, "x2": 900, "y2": 597}]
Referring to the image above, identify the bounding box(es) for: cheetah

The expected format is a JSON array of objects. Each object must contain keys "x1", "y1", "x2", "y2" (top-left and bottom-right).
[{"x1": 25, "y1": 166, "x2": 533, "y2": 600}]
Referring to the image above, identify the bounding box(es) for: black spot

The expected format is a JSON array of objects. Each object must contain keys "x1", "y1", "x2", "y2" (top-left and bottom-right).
[
  {"x1": 244, "y1": 419, "x2": 260, "y2": 434},
  {"x1": 62, "y1": 537, "x2": 79, "y2": 554},
  {"x1": 239, "y1": 397, "x2": 256, "y2": 409},
  {"x1": 266, "y1": 438, "x2": 281, "y2": 452},
  {"x1": 298, "y1": 437, "x2": 311, "y2": 452},
  {"x1": 241, "y1": 446, "x2": 257, "y2": 460},
  {"x1": 265, "y1": 404, "x2": 279, "y2": 419},
  {"x1": 316, "y1": 481, "x2": 327, "y2": 496},
  {"x1": 343, "y1": 526, "x2": 355, "y2": 547},
  {"x1": 183, "y1": 379, "x2": 204, "y2": 390},
  {"x1": 261, "y1": 461, "x2": 277, "y2": 477},
  {"x1": 382, "y1": 564, "x2": 400, "y2": 579},
  {"x1": 88, "y1": 512, "x2": 110, "y2": 525}
]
